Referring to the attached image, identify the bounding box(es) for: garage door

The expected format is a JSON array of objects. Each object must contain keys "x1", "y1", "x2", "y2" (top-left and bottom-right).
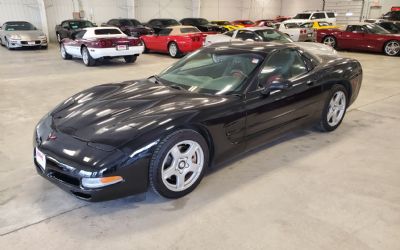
[{"x1": 325, "y1": 0, "x2": 364, "y2": 24}]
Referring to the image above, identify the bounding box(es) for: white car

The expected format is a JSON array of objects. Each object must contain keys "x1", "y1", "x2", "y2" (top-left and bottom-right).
[
  {"x1": 204, "y1": 27, "x2": 337, "y2": 56},
  {"x1": 60, "y1": 27, "x2": 144, "y2": 66},
  {"x1": 275, "y1": 22, "x2": 315, "y2": 42},
  {"x1": 289, "y1": 10, "x2": 336, "y2": 24}
]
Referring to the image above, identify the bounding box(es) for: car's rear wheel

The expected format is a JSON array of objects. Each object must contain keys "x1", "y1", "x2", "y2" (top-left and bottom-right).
[
  {"x1": 149, "y1": 129, "x2": 209, "y2": 199},
  {"x1": 168, "y1": 42, "x2": 181, "y2": 58},
  {"x1": 323, "y1": 36, "x2": 336, "y2": 48},
  {"x1": 384, "y1": 40, "x2": 400, "y2": 56},
  {"x1": 82, "y1": 46, "x2": 96, "y2": 66},
  {"x1": 318, "y1": 84, "x2": 348, "y2": 132},
  {"x1": 124, "y1": 55, "x2": 137, "y2": 63},
  {"x1": 60, "y1": 44, "x2": 72, "y2": 59}
]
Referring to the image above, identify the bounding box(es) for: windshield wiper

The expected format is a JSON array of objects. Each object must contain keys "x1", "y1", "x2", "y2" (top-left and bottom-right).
[
  {"x1": 149, "y1": 75, "x2": 163, "y2": 84},
  {"x1": 169, "y1": 85, "x2": 187, "y2": 91}
]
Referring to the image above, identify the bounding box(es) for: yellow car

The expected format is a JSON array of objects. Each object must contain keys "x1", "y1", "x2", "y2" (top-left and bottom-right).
[
  {"x1": 300, "y1": 21, "x2": 340, "y2": 30},
  {"x1": 210, "y1": 21, "x2": 244, "y2": 31}
]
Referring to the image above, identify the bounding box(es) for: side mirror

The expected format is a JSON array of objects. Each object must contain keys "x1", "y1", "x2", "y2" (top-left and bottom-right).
[{"x1": 261, "y1": 79, "x2": 291, "y2": 95}]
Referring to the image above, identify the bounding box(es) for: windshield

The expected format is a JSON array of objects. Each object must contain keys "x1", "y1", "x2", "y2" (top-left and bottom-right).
[
  {"x1": 69, "y1": 21, "x2": 94, "y2": 29},
  {"x1": 365, "y1": 24, "x2": 390, "y2": 34},
  {"x1": 158, "y1": 49, "x2": 265, "y2": 95},
  {"x1": 285, "y1": 23, "x2": 300, "y2": 28},
  {"x1": 5, "y1": 22, "x2": 36, "y2": 31},
  {"x1": 129, "y1": 19, "x2": 141, "y2": 26},
  {"x1": 161, "y1": 19, "x2": 180, "y2": 26},
  {"x1": 293, "y1": 13, "x2": 311, "y2": 19},
  {"x1": 255, "y1": 29, "x2": 293, "y2": 43},
  {"x1": 242, "y1": 20, "x2": 255, "y2": 25},
  {"x1": 195, "y1": 18, "x2": 209, "y2": 25},
  {"x1": 94, "y1": 29, "x2": 122, "y2": 35},
  {"x1": 212, "y1": 21, "x2": 231, "y2": 25}
]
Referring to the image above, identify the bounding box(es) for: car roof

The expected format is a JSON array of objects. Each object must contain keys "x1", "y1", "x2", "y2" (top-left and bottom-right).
[{"x1": 207, "y1": 41, "x2": 299, "y2": 53}]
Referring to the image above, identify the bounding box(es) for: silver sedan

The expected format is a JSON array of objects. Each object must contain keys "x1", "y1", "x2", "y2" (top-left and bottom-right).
[{"x1": 0, "y1": 21, "x2": 47, "y2": 49}]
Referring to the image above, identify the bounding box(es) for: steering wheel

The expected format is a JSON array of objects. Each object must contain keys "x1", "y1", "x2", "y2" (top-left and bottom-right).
[{"x1": 230, "y1": 69, "x2": 247, "y2": 79}]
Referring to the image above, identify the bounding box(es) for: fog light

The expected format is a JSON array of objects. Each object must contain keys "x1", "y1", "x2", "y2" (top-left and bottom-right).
[{"x1": 81, "y1": 176, "x2": 123, "y2": 188}]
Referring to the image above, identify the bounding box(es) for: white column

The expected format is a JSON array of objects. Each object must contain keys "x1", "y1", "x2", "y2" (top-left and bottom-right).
[
  {"x1": 192, "y1": 0, "x2": 201, "y2": 17},
  {"x1": 37, "y1": 0, "x2": 49, "y2": 41},
  {"x1": 127, "y1": 0, "x2": 136, "y2": 18}
]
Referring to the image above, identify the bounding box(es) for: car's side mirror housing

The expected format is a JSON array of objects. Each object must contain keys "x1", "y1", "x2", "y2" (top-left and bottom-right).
[{"x1": 261, "y1": 79, "x2": 291, "y2": 95}]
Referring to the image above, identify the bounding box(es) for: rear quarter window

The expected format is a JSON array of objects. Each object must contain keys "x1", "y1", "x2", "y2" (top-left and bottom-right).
[
  {"x1": 94, "y1": 29, "x2": 121, "y2": 35},
  {"x1": 327, "y1": 12, "x2": 335, "y2": 18}
]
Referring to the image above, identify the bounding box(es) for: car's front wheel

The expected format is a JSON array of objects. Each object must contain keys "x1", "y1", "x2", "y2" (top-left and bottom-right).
[
  {"x1": 384, "y1": 40, "x2": 400, "y2": 56},
  {"x1": 124, "y1": 55, "x2": 137, "y2": 63},
  {"x1": 149, "y1": 129, "x2": 209, "y2": 199},
  {"x1": 81, "y1": 46, "x2": 96, "y2": 66},
  {"x1": 323, "y1": 36, "x2": 337, "y2": 48},
  {"x1": 319, "y1": 84, "x2": 348, "y2": 132}
]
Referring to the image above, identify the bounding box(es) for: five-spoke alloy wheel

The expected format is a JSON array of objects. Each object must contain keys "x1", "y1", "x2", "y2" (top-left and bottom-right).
[
  {"x1": 384, "y1": 40, "x2": 400, "y2": 56},
  {"x1": 150, "y1": 129, "x2": 209, "y2": 198},
  {"x1": 319, "y1": 84, "x2": 348, "y2": 132}
]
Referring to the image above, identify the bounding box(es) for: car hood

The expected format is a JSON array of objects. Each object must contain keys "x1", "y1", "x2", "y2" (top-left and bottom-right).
[
  {"x1": 294, "y1": 42, "x2": 338, "y2": 56},
  {"x1": 51, "y1": 80, "x2": 227, "y2": 146},
  {"x1": 5, "y1": 30, "x2": 45, "y2": 39}
]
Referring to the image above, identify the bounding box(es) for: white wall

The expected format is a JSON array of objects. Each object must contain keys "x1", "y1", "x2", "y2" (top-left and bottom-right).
[
  {"x1": 280, "y1": 0, "x2": 323, "y2": 16},
  {"x1": 241, "y1": 0, "x2": 282, "y2": 20},
  {"x1": 135, "y1": 0, "x2": 193, "y2": 22},
  {"x1": 0, "y1": 0, "x2": 42, "y2": 29},
  {"x1": 200, "y1": 0, "x2": 242, "y2": 21}
]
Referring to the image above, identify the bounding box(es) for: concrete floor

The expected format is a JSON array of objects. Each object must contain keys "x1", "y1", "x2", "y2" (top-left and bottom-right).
[{"x1": 0, "y1": 44, "x2": 399, "y2": 250}]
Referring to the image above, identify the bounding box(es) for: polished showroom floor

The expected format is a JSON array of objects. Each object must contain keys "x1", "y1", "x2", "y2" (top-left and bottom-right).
[{"x1": 0, "y1": 44, "x2": 399, "y2": 250}]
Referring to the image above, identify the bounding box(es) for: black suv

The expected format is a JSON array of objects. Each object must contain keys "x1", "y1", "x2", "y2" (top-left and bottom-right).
[
  {"x1": 103, "y1": 19, "x2": 153, "y2": 37},
  {"x1": 180, "y1": 18, "x2": 223, "y2": 33},
  {"x1": 382, "y1": 11, "x2": 400, "y2": 21},
  {"x1": 145, "y1": 19, "x2": 181, "y2": 31}
]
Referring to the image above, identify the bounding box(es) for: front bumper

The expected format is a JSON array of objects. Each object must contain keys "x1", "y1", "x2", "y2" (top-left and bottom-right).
[
  {"x1": 7, "y1": 39, "x2": 47, "y2": 48},
  {"x1": 34, "y1": 148, "x2": 150, "y2": 201},
  {"x1": 88, "y1": 45, "x2": 144, "y2": 59}
]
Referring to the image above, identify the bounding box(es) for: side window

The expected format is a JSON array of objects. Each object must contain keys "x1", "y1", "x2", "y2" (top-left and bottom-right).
[
  {"x1": 181, "y1": 19, "x2": 189, "y2": 25},
  {"x1": 311, "y1": 12, "x2": 326, "y2": 19},
  {"x1": 62, "y1": 22, "x2": 69, "y2": 29},
  {"x1": 346, "y1": 25, "x2": 354, "y2": 32},
  {"x1": 257, "y1": 49, "x2": 307, "y2": 89},
  {"x1": 224, "y1": 30, "x2": 235, "y2": 37},
  {"x1": 74, "y1": 30, "x2": 86, "y2": 39},
  {"x1": 158, "y1": 28, "x2": 172, "y2": 36},
  {"x1": 236, "y1": 30, "x2": 256, "y2": 40},
  {"x1": 327, "y1": 12, "x2": 335, "y2": 18},
  {"x1": 301, "y1": 22, "x2": 313, "y2": 28}
]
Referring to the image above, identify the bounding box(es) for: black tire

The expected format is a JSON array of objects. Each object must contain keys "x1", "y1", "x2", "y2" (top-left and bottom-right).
[
  {"x1": 0, "y1": 38, "x2": 4, "y2": 47},
  {"x1": 81, "y1": 46, "x2": 96, "y2": 66},
  {"x1": 318, "y1": 84, "x2": 348, "y2": 132},
  {"x1": 168, "y1": 42, "x2": 182, "y2": 58},
  {"x1": 383, "y1": 40, "x2": 400, "y2": 56},
  {"x1": 323, "y1": 35, "x2": 337, "y2": 49},
  {"x1": 149, "y1": 129, "x2": 209, "y2": 199},
  {"x1": 60, "y1": 44, "x2": 72, "y2": 60},
  {"x1": 124, "y1": 55, "x2": 137, "y2": 63}
]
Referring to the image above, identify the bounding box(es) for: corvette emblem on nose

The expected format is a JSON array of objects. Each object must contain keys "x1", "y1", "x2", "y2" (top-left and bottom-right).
[{"x1": 46, "y1": 132, "x2": 57, "y2": 141}]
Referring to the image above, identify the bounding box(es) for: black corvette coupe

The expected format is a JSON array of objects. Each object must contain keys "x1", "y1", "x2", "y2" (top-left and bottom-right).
[{"x1": 34, "y1": 42, "x2": 362, "y2": 201}]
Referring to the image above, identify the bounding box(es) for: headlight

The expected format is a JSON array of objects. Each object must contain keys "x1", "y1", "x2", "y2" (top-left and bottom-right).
[
  {"x1": 81, "y1": 176, "x2": 123, "y2": 188},
  {"x1": 39, "y1": 35, "x2": 47, "y2": 39},
  {"x1": 10, "y1": 34, "x2": 21, "y2": 40}
]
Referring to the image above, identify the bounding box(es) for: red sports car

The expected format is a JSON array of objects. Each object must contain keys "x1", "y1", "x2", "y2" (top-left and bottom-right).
[
  {"x1": 60, "y1": 27, "x2": 144, "y2": 66},
  {"x1": 140, "y1": 25, "x2": 204, "y2": 58},
  {"x1": 317, "y1": 23, "x2": 400, "y2": 56},
  {"x1": 232, "y1": 20, "x2": 255, "y2": 27}
]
